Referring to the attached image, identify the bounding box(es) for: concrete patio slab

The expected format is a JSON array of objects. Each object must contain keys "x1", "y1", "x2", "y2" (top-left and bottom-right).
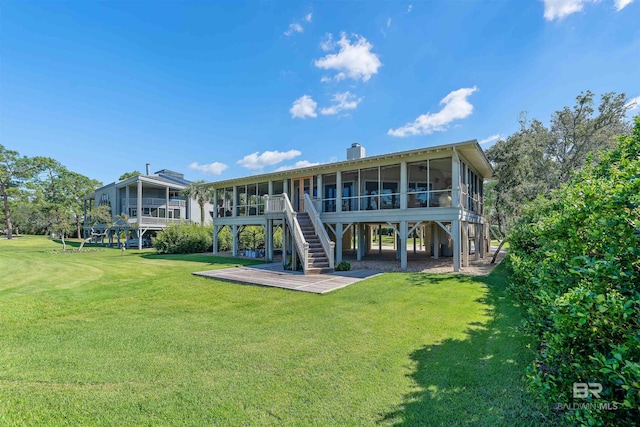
[{"x1": 193, "y1": 263, "x2": 382, "y2": 294}]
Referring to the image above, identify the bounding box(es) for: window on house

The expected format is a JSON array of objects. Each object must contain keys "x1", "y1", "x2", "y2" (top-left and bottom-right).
[
  {"x1": 381, "y1": 164, "x2": 400, "y2": 209},
  {"x1": 322, "y1": 173, "x2": 337, "y2": 212},
  {"x1": 341, "y1": 170, "x2": 358, "y2": 211},
  {"x1": 430, "y1": 157, "x2": 453, "y2": 207}
]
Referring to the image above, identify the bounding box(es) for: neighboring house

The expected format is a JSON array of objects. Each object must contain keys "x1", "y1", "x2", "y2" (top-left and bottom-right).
[
  {"x1": 83, "y1": 166, "x2": 213, "y2": 249},
  {"x1": 208, "y1": 140, "x2": 493, "y2": 273}
]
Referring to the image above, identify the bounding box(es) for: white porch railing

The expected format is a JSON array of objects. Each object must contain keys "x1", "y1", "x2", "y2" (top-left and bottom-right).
[
  {"x1": 121, "y1": 197, "x2": 186, "y2": 207},
  {"x1": 282, "y1": 194, "x2": 309, "y2": 272},
  {"x1": 264, "y1": 194, "x2": 285, "y2": 213},
  {"x1": 304, "y1": 193, "x2": 334, "y2": 269},
  {"x1": 128, "y1": 217, "x2": 190, "y2": 225}
]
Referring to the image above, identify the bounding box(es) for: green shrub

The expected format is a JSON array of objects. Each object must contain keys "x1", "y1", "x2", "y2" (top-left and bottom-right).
[
  {"x1": 153, "y1": 223, "x2": 213, "y2": 254},
  {"x1": 509, "y1": 118, "x2": 640, "y2": 425},
  {"x1": 336, "y1": 261, "x2": 351, "y2": 271},
  {"x1": 216, "y1": 226, "x2": 232, "y2": 252}
]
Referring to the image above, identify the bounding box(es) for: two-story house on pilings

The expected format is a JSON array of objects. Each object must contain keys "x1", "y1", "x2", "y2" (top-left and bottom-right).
[
  {"x1": 207, "y1": 140, "x2": 493, "y2": 273},
  {"x1": 83, "y1": 166, "x2": 214, "y2": 249}
]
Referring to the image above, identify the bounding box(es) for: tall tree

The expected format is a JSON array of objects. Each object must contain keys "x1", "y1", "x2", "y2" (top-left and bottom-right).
[
  {"x1": 486, "y1": 91, "x2": 632, "y2": 230},
  {"x1": 34, "y1": 164, "x2": 102, "y2": 239},
  {"x1": 485, "y1": 91, "x2": 633, "y2": 260},
  {"x1": 119, "y1": 171, "x2": 141, "y2": 181},
  {"x1": 182, "y1": 180, "x2": 212, "y2": 226},
  {"x1": 0, "y1": 145, "x2": 53, "y2": 239},
  {"x1": 548, "y1": 91, "x2": 630, "y2": 183}
]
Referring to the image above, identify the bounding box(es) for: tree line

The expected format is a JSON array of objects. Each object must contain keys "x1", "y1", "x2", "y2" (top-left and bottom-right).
[
  {"x1": 485, "y1": 90, "x2": 633, "y2": 252},
  {"x1": 0, "y1": 147, "x2": 102, "y2": 241}
]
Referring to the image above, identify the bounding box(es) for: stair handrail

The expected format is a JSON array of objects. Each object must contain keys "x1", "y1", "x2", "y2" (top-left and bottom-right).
[
  {"x1": 282, "y1": 193, "x2": 309, "y2": 271},
  {"x1": 304, "y1": 193, "x2": 335, "y2": 269}
]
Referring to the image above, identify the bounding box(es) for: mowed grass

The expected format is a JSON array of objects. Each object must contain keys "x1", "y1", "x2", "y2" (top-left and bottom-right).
[{"x1": 0, "y1": 236, "x2": 542, "y2": 426}]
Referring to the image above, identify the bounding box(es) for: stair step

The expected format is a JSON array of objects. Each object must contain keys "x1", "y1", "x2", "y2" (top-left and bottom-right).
[{"x1": 309, "y1": 261, "x2": 329, "y2": 266}]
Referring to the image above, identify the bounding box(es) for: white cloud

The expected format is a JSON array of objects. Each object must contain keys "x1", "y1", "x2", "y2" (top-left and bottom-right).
[
  {"x1": 320, "y1": 76, "x2": 331, "y2": 83},
  {"x1": 387, "y1": 17, "x2": 392, "y2": 28},
  {"x1": 320, "y1": 91, "x2": 363, "y2": 115},
  {"x1": 290, "y1": 95, "x2": 318, "y2": 118},
  {"x1": 188, "y1": 162, "x2": 228, "y2": 175},
  {"x1": 615, "y1": 0, "x2": 635, "y2": 10},
  {"x1": 285, "y1": 13, "x2": 312, "y2": 36},
  {"x1": 543, "y1": 0, "x2": 636, "y2": 19},
  {"x1": 314, "y1": 33, "x2": 382, "y2": 82},
  {"x1": 237, "y1": 150, "x2": 302, "y2": 170},
  {"x1": 407, "y1": 5, "x2": 413, "y2": 13},
  {"x1": 284, "y1": 22, "x2": 303, "y2": 36},
  {"x1": 275, "y1": 160, "x2": 321, "y2": 172},
  {"x1": 626, "y1": 95, "x2": 640, "y2": 111},
  {"x1": 542, "y1": 0, "x2": 598, "y2": 20},
  {"x1": 320, "y1": 33, "x2": 334, "y2": 52},
  {"x1": 479, "y1": 134, "x2": 502, "y2": 145},
  {"x1": 388, "y1": 87, "x2": 478, "y2": 137}
]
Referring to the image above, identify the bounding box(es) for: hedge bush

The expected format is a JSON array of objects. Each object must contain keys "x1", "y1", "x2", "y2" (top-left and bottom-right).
[
  {"x1": 336, "y1": 261, "x2": 351, "y2": 271},
  {"x1": 153, "y1": 223, "x2": 213, "y2": 254},
  {"x1": 509, "y1": 118, "x2": 640, "y2": 425}
]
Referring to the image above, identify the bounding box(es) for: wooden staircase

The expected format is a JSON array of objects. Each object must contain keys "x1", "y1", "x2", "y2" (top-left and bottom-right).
[{"x1": 296, "y1": 212, "x2": 333, "y2": 274}]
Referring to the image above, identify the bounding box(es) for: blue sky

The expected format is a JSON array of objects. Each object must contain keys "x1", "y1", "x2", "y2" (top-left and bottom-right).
[{"x1": 2, "y1": 0, "x2": 639, "y2": 185}]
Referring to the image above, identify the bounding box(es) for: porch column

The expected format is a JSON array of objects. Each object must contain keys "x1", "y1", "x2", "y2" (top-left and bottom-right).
[
  {"x1": 400, "y1": 220, "x2": 408, "y2": 270},
  {"x1": 232, "y1": 224, "x2": 238, "y2": 256},
  {"x1": 452, "y1": 149, "x2": 461, "y2": 208},
  {"x1": 479, "y1": 224, "x2": 485, "y2": 259},
  {"x1": 317, "y1": 174, "x2": 322, "y2": 205},
  {"x1": 212, "y1": 225, "x2": 219, "y2": 255},
  {"x1": 475, "y1": 223, "x2": 481, "y2": 260},
  {"x1": 335, "y1": 223, "x2": 343, "y2": 263},
  {"x1": 268, "y1": 180, "x2": 274, "y2": 196},
  {"x1": 336, "y1": 173, "x2": 342, "y2": 213},
  {"x1": 453, "y1": 219, "x2": 461, "y2": 272},
  {"x1": 462, "y1": 222, "x2": 469, "y2": 267},
  {"x1": 282, "y1": 223, "x2": 288, "y2": 267},
  {"x1": 433, "y1": 223, "x2": 439, "y2": 259},
  {"x1": 266, "y1": 219, "x2": 274, "y2": 261},
  {"x1": 125, "y1": 185, "x2": 130, "y2": 216},
  {"x1": 137, "y1": 179, "x2": 142, "y2": 225},
  {"x1": 400, "y1": 161, "x2": 407, "y2": 210},
  {"x1": 283, "y1": 179, "x2": 288, "y2": 197},
  {"x1": 212, "y1": 188, "x2": 218, "y2": 219},
  {"x1": 166, "y1": 187, "x2": 170, "y2": 221},
  {"x1": 232, "y1": 187, "x2": 238, "y2": 217},
  {"x1": 356, "y1": 223, "x2": 364, "y2": 261}
]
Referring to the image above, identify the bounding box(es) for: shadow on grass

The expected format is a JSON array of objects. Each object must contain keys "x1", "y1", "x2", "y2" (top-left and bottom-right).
[
  {"x1": 141, "y1": 252, "x2": 265, "y2": 267},
  {"x1": 380, "y1": 262, "x2": 550, "y2": 426},
  {"x1": 50, "y1": 239, "x2": 264, "y2": 267}
]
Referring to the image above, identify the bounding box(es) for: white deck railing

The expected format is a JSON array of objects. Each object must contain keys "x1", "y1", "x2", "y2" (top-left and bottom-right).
[
  {"x1": 128, "y1": 217, "x2": 190, "y2": 225},
  {"x1": 281, "y1": 193, "x2": 309, "y2": 271},
  {"x1": 264, "y1": 194, "x2": 285, "y2": 213},
  {"x1": 304, "y1": 193, "x2": 334, "y2": 269},
  {"x1": 121, "y1": 197, "x2": 186, "y2": 207}
]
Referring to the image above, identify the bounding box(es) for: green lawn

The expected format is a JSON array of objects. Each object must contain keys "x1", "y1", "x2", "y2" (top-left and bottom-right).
[{"x1": 0, "y1": 236, "x2": 543, "y2": 426}]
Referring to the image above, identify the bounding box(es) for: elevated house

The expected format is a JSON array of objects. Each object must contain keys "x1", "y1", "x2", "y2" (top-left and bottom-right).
[
  {"x1": 83, "y1": 165, "x2": 213, "y2": 249},
  {"x1": 208, "y1": 140, "x2": 493, "y2": 273}
]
